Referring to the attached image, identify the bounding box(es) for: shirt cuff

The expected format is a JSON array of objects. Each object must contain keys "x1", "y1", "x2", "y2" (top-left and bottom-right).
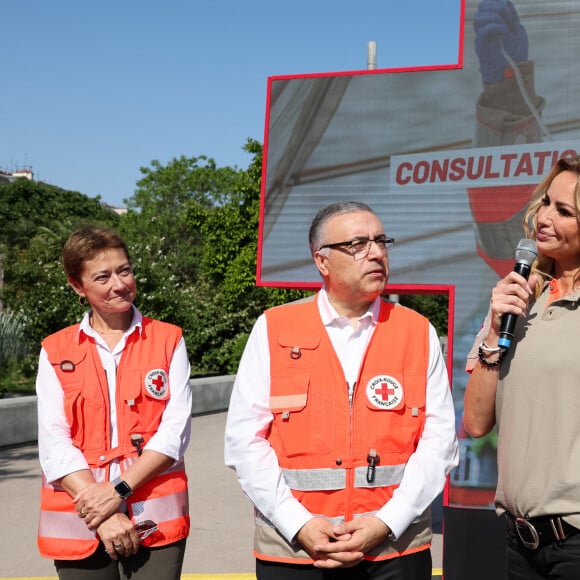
[
  {"x1": 375, "y1": 494, "x2": 417, "y2": 541},
  {"x1": 271, "y1": 498, "x2": 313, "y2": 544},
  {"x1": 144, "y1": 433, "x2": 182, "y2": 461}
]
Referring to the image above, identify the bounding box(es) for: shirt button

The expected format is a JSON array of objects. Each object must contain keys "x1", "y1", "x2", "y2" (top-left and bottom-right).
[
  {"x1": 99, "y1": 455, "x2": 106, "y2": 461},
  {"x1": 335, "y1": 458, "x2": 342, "y2": 466}
]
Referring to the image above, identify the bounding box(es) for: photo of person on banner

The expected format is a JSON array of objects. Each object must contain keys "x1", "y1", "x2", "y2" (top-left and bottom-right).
[{"x1": 470, "y1": 0, "x2": 546, "y2": 278}]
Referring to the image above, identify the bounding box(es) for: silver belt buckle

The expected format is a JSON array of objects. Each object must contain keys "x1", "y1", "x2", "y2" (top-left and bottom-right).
[{"x1": 515, "y1": 517, "x2": 540, "y2": 550}]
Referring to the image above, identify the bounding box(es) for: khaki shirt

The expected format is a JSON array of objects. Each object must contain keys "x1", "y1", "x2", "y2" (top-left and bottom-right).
[{"x1": 466, "y1": 284, "x2": 580, "y2": 528}]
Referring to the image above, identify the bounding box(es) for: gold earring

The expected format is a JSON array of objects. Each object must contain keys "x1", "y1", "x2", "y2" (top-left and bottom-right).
[{"x1": 78, "y1": 295, "x2": 87, "y2": 306}]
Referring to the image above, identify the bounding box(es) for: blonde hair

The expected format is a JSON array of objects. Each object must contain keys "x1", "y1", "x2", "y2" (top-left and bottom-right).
[{"x1": 523, "y1": 155, "x2": 580, "y2": 298}]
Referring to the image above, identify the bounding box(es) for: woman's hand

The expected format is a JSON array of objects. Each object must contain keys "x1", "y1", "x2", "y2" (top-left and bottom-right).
[
  {"x1": 97, "y1": 513, "x2": 140, "y2": 560},
  {"x1": 488, "y1": 271, "x2": 538, "y2": 337},
  {"x1": 463, "y1": 270, "x2": 537, "y2": 438},
  {"x1": 74, "y1": 481, "x2": 123, "y2": 530}
]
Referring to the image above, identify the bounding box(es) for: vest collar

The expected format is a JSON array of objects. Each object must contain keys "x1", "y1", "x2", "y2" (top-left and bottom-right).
[
  {"x1": 318, "y1": 288, "x2": 381, "y2": 326},
  {"x1": 78, "y1": 305, "x2": 144, "y2": 341}
]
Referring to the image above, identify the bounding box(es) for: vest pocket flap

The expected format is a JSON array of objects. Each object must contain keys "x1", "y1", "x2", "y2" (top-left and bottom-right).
[
  {"x1": 119, "y1": 370, "x2": 145, "y2": 400},
  {"x1": 270, "y1": 374, "x2": 309, "y2": 412},
  {"x1": 402, "y1": 373, "x2": 426, "y2": 409},
  {"x1": 48, "y1": 347, "x2": 87, "y2": 371},
  {"x1": 277, "y1": 331, "x2": 320, "y2": 351}
]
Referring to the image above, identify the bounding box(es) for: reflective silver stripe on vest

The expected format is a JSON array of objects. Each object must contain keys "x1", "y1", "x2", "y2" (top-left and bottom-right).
[
  {"x1": 282, "y1": 468, "x2": 346, "y2": 491},
  {"x1": 354, "y1": 464, "x2": 406, "y2": 488},
  {"x1": 281, "y1": 463, "x2": 405, "y2": 492},
  {"x1": 39, "y1": 510, "x2": 97, "y2": 540},
  {"x1": 130, "y1": 489, "x2": 188, "y2": 522}
]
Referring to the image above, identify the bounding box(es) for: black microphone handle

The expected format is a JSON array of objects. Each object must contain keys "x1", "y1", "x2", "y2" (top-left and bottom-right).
[
  {"x1": 513, "y1": 262, "x2": 531, "y2": 279},
  {"x1": 498, "y1": 262, "x2": 532, "y2": 349}
]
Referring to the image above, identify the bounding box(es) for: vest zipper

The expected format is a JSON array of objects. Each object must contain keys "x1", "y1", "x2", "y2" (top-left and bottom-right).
[
  {"x1": 347, "y1": 381, "x2": 356, "y2": 521},
  {"x1": 348, "y1": 381, "x2": 355, "y2": 409}
]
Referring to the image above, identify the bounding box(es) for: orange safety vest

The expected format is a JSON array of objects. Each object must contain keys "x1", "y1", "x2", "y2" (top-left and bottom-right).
[
  {"x1": 258, "y1": 296, "x2": 432, "y2": 564},
  {"x1": 38, "y1": 317, "x2": 190, "y2": 560}
]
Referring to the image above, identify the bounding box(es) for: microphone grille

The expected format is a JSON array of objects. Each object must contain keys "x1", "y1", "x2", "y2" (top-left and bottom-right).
[{"x1": 515, "y1": 238, "x2": 537, "y2": 266}]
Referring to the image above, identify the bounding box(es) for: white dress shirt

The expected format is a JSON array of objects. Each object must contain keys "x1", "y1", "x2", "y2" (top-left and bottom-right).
[
  {"x1": 37, "y1": 307, "x2": 192, "y2": 483},
  {"x1": 224, "y1": 289, "x2": 458, "y2": 542}
]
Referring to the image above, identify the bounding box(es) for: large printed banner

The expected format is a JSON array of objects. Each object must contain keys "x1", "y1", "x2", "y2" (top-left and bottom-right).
[
  {"x1": 391, "y1": 143, "x2": 578, "y2": 278},
  {"x1": 257, "y1": 0, "x2": 580, "y2": 508}
]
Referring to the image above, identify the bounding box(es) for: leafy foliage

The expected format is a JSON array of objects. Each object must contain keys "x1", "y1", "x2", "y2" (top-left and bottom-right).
[
  {"x1": 398, "y1": 294, "x2": 448, "y2": 337},
  {"x1": 0, "y1": 179, "x2": 118, "y2": 250},
  {"x1": 119, "y1": 140, "x2": 308, "y2": 376},
  {"x1": 1, "y1": 141, "x2": 447, "y2": 385},
  {"x1": 0, "y1": 178, "x2": 120, "y2": 358},
  {"x1": 0, "y1": 310, "x2": 33, "y2": 393}
]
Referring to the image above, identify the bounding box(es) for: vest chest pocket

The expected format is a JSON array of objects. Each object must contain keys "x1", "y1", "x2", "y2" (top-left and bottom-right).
[
  {"x1": 270, "y1": 373, "x2": 309, "y2": 414},
  {"x1": 275, "y1": 331, "x2": 321, "y2": 369},
  {"x1": 49, "y1": 348, "x2": 88, "y2": 389},
  {"x1": 116, "y1": 369, "x2": 169, "y2": 437},
  {"x1": 360, "y1": 372, "x2": 426, "y2": 456},
  {"x1": 48, "y1": 350, "x2": 98, "y2": 449},
  {"x1": 270, "y1": 373, "x2": 330, "y2": 457},
  {"x1": 116, "y1": 368, "x2": 171, "y2": 404}
]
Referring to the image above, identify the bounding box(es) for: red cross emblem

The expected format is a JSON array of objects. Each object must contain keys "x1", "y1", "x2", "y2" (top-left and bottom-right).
[
  {"x1": 374, "y1": 382, "x2": 395, "y2": 401},
  {"x1": 145, "y1": 369, "x2": 168, "y2": 399},
  {"x1": 366, "y1": 375, "x2": 403, "y2": 410},
  {"x1": 151, "y1": 374, "x2": 165, "y2": 392}
]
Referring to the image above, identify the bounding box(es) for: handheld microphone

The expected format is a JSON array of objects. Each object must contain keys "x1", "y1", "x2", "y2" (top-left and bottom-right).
[{"x1": 498, "y1": 238, "x2": 538, "y2": 350}]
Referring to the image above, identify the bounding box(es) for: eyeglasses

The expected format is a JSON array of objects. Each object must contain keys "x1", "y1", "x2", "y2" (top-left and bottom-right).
[
  {"x1": 318, "y1": 236, "x2": 395, "y2": 261},
  {"x1": 135, "y1": 520, "x2": 158, "y2": 542}
]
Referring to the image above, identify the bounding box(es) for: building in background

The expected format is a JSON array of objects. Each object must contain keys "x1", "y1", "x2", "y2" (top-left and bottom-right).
[{"x1": 0, "y1": 168, "x2": 33, "y2": 184}]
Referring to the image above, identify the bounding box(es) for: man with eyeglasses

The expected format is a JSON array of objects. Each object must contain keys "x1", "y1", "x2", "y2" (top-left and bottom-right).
[{"x1": 225, "y1": 201, "x2": 458, "y2": 580}]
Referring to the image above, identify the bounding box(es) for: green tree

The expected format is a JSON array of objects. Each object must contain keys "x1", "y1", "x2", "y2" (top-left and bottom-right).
[
  {"x1": 120, "y1": 140, "x2": 308, "y2": 376},
  {"x1": 0, "y1": 145, "x2": 448, "y2": 386},
  {"x1": 0, "y1": 179, "x2": 116, "y2": 249},
  {"x1": 0, "y1": 310, "x2": 32, "y2": 394},
  {"x1": 0, "y1": 178, "x2": 120, "y2": 356},
  {"x1": 398, "y1": 294, "x2": 449, "y2": 337}
]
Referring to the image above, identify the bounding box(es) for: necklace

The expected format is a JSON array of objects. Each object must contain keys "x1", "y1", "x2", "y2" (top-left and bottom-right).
[
  {"x1": 90, "y1": 314, "x2": 131, "y2": 335},
  {"x1": 93, "y1": 328, "x2": 126, "y2": 334}
]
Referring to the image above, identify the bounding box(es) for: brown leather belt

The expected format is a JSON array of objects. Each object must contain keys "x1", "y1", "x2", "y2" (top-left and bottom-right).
[{"x1": 507, "y1": 514, "x2": 579, "y2": 550}]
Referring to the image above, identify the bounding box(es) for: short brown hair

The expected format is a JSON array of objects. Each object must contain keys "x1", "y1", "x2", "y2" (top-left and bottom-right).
[{"x1": 63, "y1": 227, "x2": 130, "y2": 283}]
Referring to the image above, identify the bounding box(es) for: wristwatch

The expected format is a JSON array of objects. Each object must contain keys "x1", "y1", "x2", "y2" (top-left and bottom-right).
[{"x1": 113, "y1": 477, "x2": 133, "y2": 499}]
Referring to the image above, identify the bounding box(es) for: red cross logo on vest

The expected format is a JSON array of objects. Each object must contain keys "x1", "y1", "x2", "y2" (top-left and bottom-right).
[
  {"x1": 145, "y1": 369, "x2": 168, "y2": 399},
  {"x1": 366, "y1": 375, "x2": 404, "y2": 410}
]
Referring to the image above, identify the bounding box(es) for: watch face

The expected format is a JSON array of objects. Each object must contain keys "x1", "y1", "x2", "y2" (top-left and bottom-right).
[{"x1": 115, "y1": 480, "x2": 132, "y2": 498}]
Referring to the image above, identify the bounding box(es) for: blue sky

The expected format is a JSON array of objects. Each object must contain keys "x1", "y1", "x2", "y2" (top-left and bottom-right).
[{"x1": 1, "y1": 0, "x2": 462, "y2": 208}]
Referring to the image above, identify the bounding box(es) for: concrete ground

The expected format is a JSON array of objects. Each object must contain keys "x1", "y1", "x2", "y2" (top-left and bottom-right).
[{"x1": 0, "y1": 411, "x2": 442, "y2": 578}]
